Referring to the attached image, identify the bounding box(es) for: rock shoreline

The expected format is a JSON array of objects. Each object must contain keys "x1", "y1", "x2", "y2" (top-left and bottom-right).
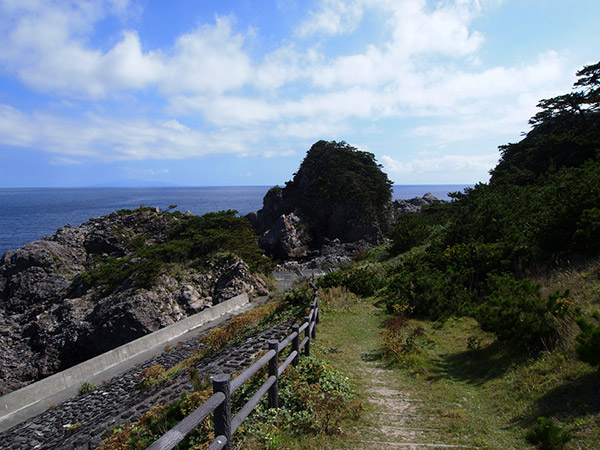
[
  {"x1": 0, "y1": 208, "x2": 269, "y2": 396},
  {"x1": 249, "y1": 191, "x2": 442, "y2": 268}
]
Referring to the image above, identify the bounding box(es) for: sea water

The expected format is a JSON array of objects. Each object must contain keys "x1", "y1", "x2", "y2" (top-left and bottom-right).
[{"x1": 0, "y1": 185, "x2": 470, "y2": 257}]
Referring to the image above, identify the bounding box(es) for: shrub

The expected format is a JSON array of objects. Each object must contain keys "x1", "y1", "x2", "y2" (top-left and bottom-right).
[
  {"x1": 78, "y1": 381, "x2": 97, "y2": 395},
  {"x1": 574, "y1": 310, "x2": 600, "y2": 367},
  {"x1": 138, "y1": 364, "x2": 166, "y2": 389},
  {"x1": 317, "y1": 265, "x2": 383, "y2": 297},
  {"x1": 281, "y1": 283, "x2": 313, "y2": 308},
  {"x1": 237, "y1": 356, "x2": 360, "y2": 443},
  {"x1": 390, "y1": 203, "x2": 452, "y2": 255},
  {"x1": 98, "y1": 389, "x2": 213, "y2": 450},
  {"x1": 318, "y1": 286, "x2": 361, "y2": 312},
  {"x1": 474, "y1": 275, "x2": 572, "y2": 349},
  {"x1": 380, "y1": 305, "x2": 430, "y2": 373},
  {"x1": 525, "y1": 416, "x2": 572, "y2": 450}
]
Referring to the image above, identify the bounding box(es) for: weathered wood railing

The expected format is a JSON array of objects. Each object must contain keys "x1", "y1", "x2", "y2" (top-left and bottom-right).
[{"x1": 147, "y1": 282, "x2": 320, "y2": 450}]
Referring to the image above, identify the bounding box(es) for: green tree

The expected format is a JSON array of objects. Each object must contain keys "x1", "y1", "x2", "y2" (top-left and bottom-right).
[
  {"x1": 282, "y1": 140, "x2": 394, "y2": 241},
  {"x1": 491, "y1": 62, "x2": 600, "y2": 186}
]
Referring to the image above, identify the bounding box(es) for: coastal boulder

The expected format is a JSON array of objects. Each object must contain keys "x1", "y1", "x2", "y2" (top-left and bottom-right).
[
  {"x1": 248, "y1": 140, "x2": 395, "y2": 259},
  {"x1": 393, "y1": 192, "x2": 440, "y2": 215},
  {"x1": 258, "y1": 212, "x2": 312, "y2": 260}
]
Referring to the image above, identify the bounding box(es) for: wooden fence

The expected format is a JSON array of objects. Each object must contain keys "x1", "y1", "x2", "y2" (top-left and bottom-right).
[{"x1": 147, "y1": 282, "x2": 320, "y2": 450}]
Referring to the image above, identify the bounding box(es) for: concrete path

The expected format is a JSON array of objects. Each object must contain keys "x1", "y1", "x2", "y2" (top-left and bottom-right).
[
  {"x1": 0, "y1": 297, "x2": 263, "y2": 433},
  {"x1": 0, "y1": 269, "x2": 308, "y2": 433}
]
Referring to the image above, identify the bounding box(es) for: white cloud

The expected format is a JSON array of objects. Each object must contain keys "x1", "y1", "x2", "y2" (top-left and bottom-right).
[
  {"x1": 296, "y1": 0, "x2": 363, "y2": 37},
  {"x1": 161, "y1": 16, "x2": 253, "y2": 95},
  {"x1": 0, "y1": 3, "x2": 252, "y2": 98},
  {"x1": 0, "y1": 105, "x2": 36, "y2": 147},
  {"x1": 0, "y1": 104, "x2": 304, "y2": 160},
  {"x1": 382, "y1": 153, "x2": 499, "y2": 176},
  {"x1": 0, "y1": 104, "x2": 223, "y2": 160},
  {"x1": 0, "y1": 0, "x2": 581, "y2": 184}
]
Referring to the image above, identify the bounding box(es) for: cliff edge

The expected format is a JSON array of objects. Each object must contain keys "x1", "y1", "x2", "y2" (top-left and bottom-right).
[{"x1": 0, "y1": 208, "x2": 270, "y2": 395}]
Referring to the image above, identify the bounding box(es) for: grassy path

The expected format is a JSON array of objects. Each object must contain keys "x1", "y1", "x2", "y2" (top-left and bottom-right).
[{"x1": 314, "y1": 300, "x2": 480, "y2": 449}]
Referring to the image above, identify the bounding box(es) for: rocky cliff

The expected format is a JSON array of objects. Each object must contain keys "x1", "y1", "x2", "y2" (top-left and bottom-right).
[
  {"x1": 0, "y1": 208, "x2": 270, "y2": 395},
  {"x1": 247, "y1": 141, "x2": 396, "y2": 260},
  {"x1": 247, "y1": 140, "x2": 441, "y2": 262}
]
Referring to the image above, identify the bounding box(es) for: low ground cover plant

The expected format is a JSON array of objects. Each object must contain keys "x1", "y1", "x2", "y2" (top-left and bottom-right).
[
  {"x1": 99, "y1": 282, "x2": 354, "y2": 449},
  {"x1": 233, "y1": 356, "x2": 360, "y2": 449}
]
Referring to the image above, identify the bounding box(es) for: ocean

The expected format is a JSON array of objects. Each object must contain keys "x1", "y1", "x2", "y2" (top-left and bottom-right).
[{"x1": 0, "y1": 185, "x2": 470, "y2": 257}]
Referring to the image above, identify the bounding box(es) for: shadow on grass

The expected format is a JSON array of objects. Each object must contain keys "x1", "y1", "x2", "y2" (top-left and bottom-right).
[
  {"x1": 531, "y1": 371, "x2": 600, "y2": 420},
  {"x1": 430, "y1": 341, "x2": 528, "y2": 385},
  {"x1": 360, "y1": 351, "x2": 383, "y2": 363}
]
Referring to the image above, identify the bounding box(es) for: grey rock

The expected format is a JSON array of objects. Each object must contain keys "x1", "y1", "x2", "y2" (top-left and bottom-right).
[
  {"x1": 0, "y1": 209, "x2": 270, "y2": 396},
  {"x1": 394, "y1": 192, "x2": 441, "y2": 216}
]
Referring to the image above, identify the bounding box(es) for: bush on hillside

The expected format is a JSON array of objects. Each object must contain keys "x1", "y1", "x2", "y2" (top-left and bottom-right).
[
  {"x1": 74, "y1": 209, "x2": 273, "y2": 298},
  {"x1": 575, "y1": 310, "x2": 600, "y2": 367},
  {"x1": 382, "y1": 62, "x2": 600, "y2": 348},
  {"x1": 474, "y1": 275, "x2": 572, "y2": 349},
  {"x1": 317, "y1": 265, "x2": 384, "y2": 297},
  {"x1": 525, "y1": 416, "x2": 572, "y2": 450}
]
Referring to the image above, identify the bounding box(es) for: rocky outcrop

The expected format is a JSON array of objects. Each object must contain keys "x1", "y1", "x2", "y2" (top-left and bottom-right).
[
  {"x1": 257, "y1": 212, "x2": 313, "y2": 260},
  {"x1": 394, "y1": 192, "x2": 441, "y2": 215},
  {"x1": 247, "y1": 141, "x2": 398, "y2": 260},
  {"x1": 0, "y1": 208, "x2": 269, "y2": 396},
  {"x1": 249, "y1": 184, "x2": 441, "y2": 263}
]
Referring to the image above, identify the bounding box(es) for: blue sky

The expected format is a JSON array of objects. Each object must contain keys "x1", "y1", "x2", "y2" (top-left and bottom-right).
[{"x1": 0, "y1": 0, "x2": 598, "y2": 187}]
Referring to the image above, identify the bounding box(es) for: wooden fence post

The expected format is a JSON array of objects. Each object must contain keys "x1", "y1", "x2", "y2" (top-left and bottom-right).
[
  {"x1": 291, "y1": 325, "x2": 300, "y2": 366},
  {"x1": 315, "y1": 297, "x2": 320, "y2": 325},
  {"x1": 268, "y1": 340, "x2": 279, "y2": 409},
  {"x1": 212, "y1": 373, "x2": 232, "y2": 450},
  {"x1": 304, "y1": 316, "x2": 311, "y2": 357}
]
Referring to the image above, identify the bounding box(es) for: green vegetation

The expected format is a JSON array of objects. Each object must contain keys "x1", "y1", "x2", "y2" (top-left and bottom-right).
[
  {"x1": 78, "y1": 381, "x2": 97, "y2": 395},
  {"x1": 575, "y1": 310, "x2": 600, "y2": 367},
  {"x1": 233, "y1": 356, "x2": 360, "y2": 449},
  {"x1": 312, "y1": 61, "x2": 600, "y2": 448},
  {"x1": 73, "y1": 209, "x2": 273, "y2": 299},
  {"x1": 526, "y1": 417, "x2": 572, "y2": 450},
  {"x1": 317, "y1": 263, "x2": 384, "y2": 297},
  {"x1": 99, "y1": 284, "x2": 359, "y2": 450},
  {"x1": 281, "y1": 140, "x2": 393, "y2": 238},
  {"x1": 99, "y1": 61, "x2": 600, "y2": 449},
  {"x1": 371, "y1": 62, "x2": 600, "y2": 348},
  {"x1": 98, "y1": 386, "x2": 213, "y2": 449}
]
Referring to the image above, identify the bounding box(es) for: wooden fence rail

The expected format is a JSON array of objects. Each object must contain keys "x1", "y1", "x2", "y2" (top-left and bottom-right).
[{"x1": 147, "y1": 282, "x2": 320, "y2": 450}]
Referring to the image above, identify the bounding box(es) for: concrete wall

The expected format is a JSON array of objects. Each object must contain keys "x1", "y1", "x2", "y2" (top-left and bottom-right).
[{"x1": 0, "y1": 293, "x2": 249, "y2": 422}]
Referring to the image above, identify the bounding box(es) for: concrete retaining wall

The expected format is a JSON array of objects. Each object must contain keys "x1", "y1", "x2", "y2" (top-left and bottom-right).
[{"x1": 0, "y1": 293, "x2": 249, "y2": 421}]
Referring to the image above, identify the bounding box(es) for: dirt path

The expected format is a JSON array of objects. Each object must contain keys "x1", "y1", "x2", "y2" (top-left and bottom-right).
[{"x1": 317, "y1": 302, "x2": 477, "y2": 449}]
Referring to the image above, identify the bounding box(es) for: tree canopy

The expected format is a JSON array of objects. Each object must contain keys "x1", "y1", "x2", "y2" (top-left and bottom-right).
[
  {"x1": 490, "y1": 62, "x2": 600, "y2": 185},
  {"x1": 375, "y1": 61, "x2": 600, "y2": 347},
  {"x1": 282, "y1": 140, "x2": 393, "y2": 240}
]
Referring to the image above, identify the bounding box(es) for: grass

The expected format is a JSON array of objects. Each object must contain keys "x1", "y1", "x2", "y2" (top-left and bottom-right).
[
  {"x1": 308, "y1": 281, "x2": 600, "y2": 449},
  {"x1": 102, "y1": 267, "x2": 600, "y2": 449}
]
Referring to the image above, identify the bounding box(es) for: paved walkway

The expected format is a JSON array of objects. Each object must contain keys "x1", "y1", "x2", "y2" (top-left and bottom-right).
[{"x1": 0, "y1": 297, "x2": 261, "y2": 433}]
